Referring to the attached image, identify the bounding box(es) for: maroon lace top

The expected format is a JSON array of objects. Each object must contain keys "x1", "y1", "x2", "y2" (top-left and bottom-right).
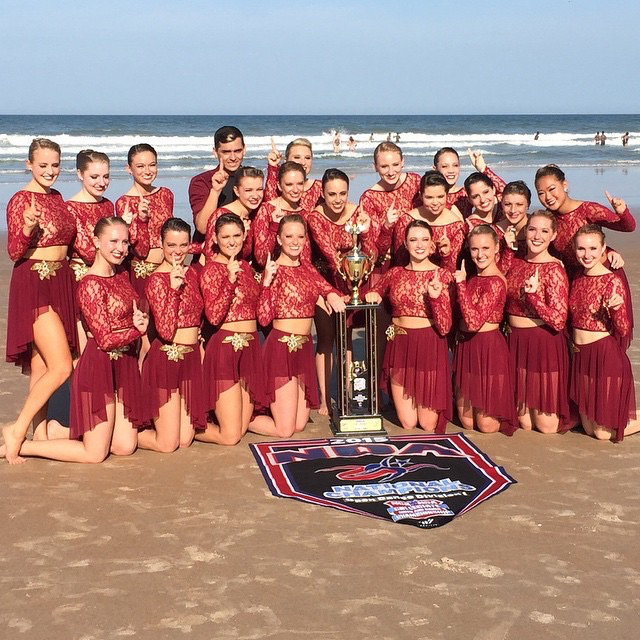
[
  {"x1": 77, "y1": 271, "x2": 142, "y2": 351},
  {"x1": 200, "y1": 260, "x2": 260, "y2": 325},
  {"x1": 456, "y1": 275, "x2": 506, "y2": 330},
  {"x1": 569, "y1": 272, "x2": 631, "y2": 336},
  {"x1": 203, "y1": 206, "x2": 254, "y2": 260},
  {"x1": 306, "y1": 208, "x2": 376, "y2": 290},
  {"x1": 447, "y1": 167, "x2": 505, "y2": 218},
  {"x1": 264, "y1": 165, "x2": 323, "y2": 210},
  {"x1": 552, "y1": 201, "x2": 636, "y2": 267},
  {"x1": 370, "y1": 267, "x2": 453, "y2": 335},
  {"x1": 7, "y1": 190, "x2": 75, "y2": 261},
  {"x1": 253, "y1": 201, "x2": 312, "y2": 267},
  {"x1": 68, "y1": 199, "x2": 115, "y2": 264},
  {"x1": 257, "y1": 263, "x2": 339, "y2": 325},
  {"x1": 145, "y1": 267, "x2": 203, "y2": 341},
  {"x1": 115, "y1": 187, "x2": 174, "y2": 254},
  {"x1": 505, "y1": 259, "x2": 568, "y2": 332}
]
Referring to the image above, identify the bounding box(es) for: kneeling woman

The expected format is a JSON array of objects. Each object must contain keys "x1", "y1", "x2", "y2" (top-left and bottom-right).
[
  {"x1": 366, "y1": 220, "x2": 453, "y2": 432},
  {"x1": 198, "y1": 213, "x2": 274, "y2": 444},
  {"x1": 569, "y1": 225, "x2": 637, "y2": 441},
  {"x1": 3, "y1": 217, "x2": 149, "y2": 463},
  {"x1": 453, "y1": 225, "x2": 517, "y2": 435},
  {"x1": 139, "y1": 218, "x2": 206, "y2": 452},
  {"x1": 259, "y1": 215, "x2": 346, "y2": 437}
]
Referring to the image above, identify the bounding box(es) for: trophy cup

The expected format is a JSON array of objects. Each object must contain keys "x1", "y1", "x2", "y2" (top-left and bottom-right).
[{"x1": 331, "y1": 221, "x2": 386, "y2": 436}]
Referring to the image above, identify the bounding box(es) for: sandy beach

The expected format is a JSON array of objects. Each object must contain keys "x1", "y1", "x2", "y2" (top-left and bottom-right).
[{"x1": 1, "y1": 214, "x2": 640, "y2": 639}]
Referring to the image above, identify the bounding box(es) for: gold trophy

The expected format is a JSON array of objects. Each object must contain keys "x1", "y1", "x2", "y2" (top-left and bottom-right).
[{"x1": 336, "y1": 221, "x2": 375, "y2": 305}]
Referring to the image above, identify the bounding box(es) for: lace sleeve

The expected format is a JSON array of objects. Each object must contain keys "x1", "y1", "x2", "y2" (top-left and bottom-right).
[
  {"x1": 78, "y1": 279, "x2": 141, "y2": 351},
  {"x1": 435, "y1": 223, "x2": 466, "y2": 273},
  {"x1": 253, "y1": 203, "x2": 278, "y2": 268},
  {"x1": 375, "y1": 223, "x2": 394, "y2": 257},
  {"x1": 7, "y1": 192, "x2": 38, "y2": 261},
  {"x1": 526, "y1": 264, "x2": 569, "y2": 332},
  {"x1": 585, "y1": 202, "x2": 636, "y2": 232},
  {"x1": 308, "y1": 266, "x2": 340, "y2": 299},
  {"x1": 369, "y1": 268, "x2": 394, "y2": 298},
  {"x1": 484, "y1": 167, "x2": 506, "y2": 199},
  {"x1": 257, "y1": 279, "x2": 275, "y2": 326},
  {"x1": 116, "y1": 197, "x2": 150, "y2": 259},
  {"x1": 456, "y1": 276, "x2": 505, "y2": 331},
  {"x1": 199, "y1": 264, "x2": 237, "y2": 326},
  {"x1": 145, "y1": 274, "x2": 180, "y2": 341},
  {"x1": 606, "y1": 275, "x2": 631, "y2": 337},
  {"x1": 429, "y1": 269, "x2": 453, "y2": 335},
  {"x1": 264, "y1": 164, "x2": 279, "y2": 202}
]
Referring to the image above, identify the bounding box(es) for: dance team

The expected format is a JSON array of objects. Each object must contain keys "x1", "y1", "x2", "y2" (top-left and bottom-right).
[{"x1": 1, "y1": 126, "x2": 637, "y2": 464}]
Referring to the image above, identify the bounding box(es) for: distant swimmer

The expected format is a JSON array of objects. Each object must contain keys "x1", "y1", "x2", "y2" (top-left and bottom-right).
[
  {"x1": 386, "y1": 132, "x2": 392, "y2": 141},
  {"x1": 369, "y1": 133, "x2": 374, "y2": 142},
  {"x1": 333, "y1": 131, "x2": 341, "y2": 154},
  {"x1": 534, "y1": 131, "x2": 539, "y2": 140},
  {"x1": 622, "y1": 131, "x2": 629, "y2": 147},
  {"x1": 395, "y1": 132, "x2": 401, "y2": 142},
  {"x1": 594, "y1": 132, "x2": 601, "y2": 145},
  {"x1": 600, "y1": 131, "x2": 607, "y2": 146},
  {"x1": 347, "y1": 136, "x2": 357, "y2": 151}
]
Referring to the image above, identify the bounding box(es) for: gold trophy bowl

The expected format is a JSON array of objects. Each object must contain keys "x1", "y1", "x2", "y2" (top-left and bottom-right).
[{"x1": 336, "y1": 246, "x2": 374, "y2": 305}]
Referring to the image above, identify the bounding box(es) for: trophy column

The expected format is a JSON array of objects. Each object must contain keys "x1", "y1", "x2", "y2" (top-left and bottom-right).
[{"x1": 332, "y1": 303, "x2": 387, "y2": 436}]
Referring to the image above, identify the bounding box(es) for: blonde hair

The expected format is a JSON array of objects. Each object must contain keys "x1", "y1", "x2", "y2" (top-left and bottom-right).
[
  {"x1": 286, "y1": 138, "x2": 313, "y2": 158},
  {"x1": 28, "y1": 138, "x2": 61, "y2": 162}
]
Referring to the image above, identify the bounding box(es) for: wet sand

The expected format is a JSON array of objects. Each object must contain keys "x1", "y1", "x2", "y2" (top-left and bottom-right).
[{"x1": 1, "y1": 224, "x2": 640, "y2": 639}]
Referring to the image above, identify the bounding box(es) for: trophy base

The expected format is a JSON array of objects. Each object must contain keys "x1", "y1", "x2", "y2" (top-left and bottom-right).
[{"x1": 330, "y1": 412, "x2": 387, "y2": 438}]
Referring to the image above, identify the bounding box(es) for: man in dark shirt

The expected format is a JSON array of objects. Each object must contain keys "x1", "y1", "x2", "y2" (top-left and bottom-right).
[{"x1": 189, "y1": 126, "x2": 246, "y2": 236}]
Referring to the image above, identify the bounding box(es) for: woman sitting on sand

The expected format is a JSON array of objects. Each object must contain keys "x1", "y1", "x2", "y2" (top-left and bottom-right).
[
  {"x1": 2, "y1": 217, "x2": 149, "y2": 463},
  {"x1": 3, "y1": 138, "x2": 77, "y2": 464}
]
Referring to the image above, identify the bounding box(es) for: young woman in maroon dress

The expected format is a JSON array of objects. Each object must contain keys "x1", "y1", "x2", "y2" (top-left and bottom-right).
[
  {"x1": 258, "y1": 215, "x2": 346, "y2": 437},
  {"x1": 463, "y1": 172, "x2": 503, "y2": 232},
  {"x1": 139, "y1": 218, "x2": 206, "y2": 452},
  {"x1": 3, "y1": 139, "x2": 77, "y2": 464},
  {"x1": 67, "y1": 150, "x2": 115, "y2": 352},
  {"x1": 453, "y1": 225, "x2": 517, "y2": 435},
  {"x1": 306, "y1": 169, "x2": 374, "y2": 415},
  {"x1": 253, "y1": 162, "x2": 312, "y2": 267},
  {"x1": 198, "y1": 214, "x2": 275, "y2": 444},
  {"x1": 377, "y1": 170, "x2": 466, "y2": 271},
  {"x1": 265, "y1": 138, "x2": 322, "y2": 211},
  {"x1": 569, "y1": 225, "x2": 638, "y2": 442},
  {"x1": 1, "y1": 217, "x2": 149, "y2": 463},
  {"x1": 495, "y1": 181, "x2": 532, "y2": 273},
  {"x1": 505, "y1": 210, "x2": 571, "y2": 433},
  {"x1": 433, "y1": 147, "x2": 505, "y2": 217},
  {"x1": 366, "y1": 220, "x2": 454, "y2": 432}
]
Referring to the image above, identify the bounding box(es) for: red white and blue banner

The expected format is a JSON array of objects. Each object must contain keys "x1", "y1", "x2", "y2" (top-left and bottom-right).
[{"x1": 250, "y1": 434, "x2": 516, "y2": 529}]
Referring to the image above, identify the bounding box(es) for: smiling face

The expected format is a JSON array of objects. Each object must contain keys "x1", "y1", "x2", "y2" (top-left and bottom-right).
[
  {"x1": 215, "y1": 222, "x2": 245, "y2": 259},
  {"x1": 78, "y1": 160, "x2": 110, "y2": 199},
  {"x1": 468, "y1": 181, "x2": 496, "y2": 214},
  {"x1": 94, "y1": 222, "x2": 129, "y2": 266},
  {"x1": 277, "y1": 220, "x2": 306, "y2": 259},
  {"x1": 126, "y1": 150, "x2": 157, "y2": 188},
  {"x1": 323, "y1": 178, "x2": 349, "y2": 215},
  {"x1": 287, "y1": 144, "x2": 313, "y2": 175},
  {"x1": 535, "y1": 175, "x2": 568, "y2": 212},
  {"x1": 434, "y1": 151, "x2": 460, "y2": 187},
  {"x1": 162, "y1": 229, "x2": 190, "y2": 266},
  {"x1": 502, "y1": 192, "x2": 529, "y2": 226},
  {"x1": 234, "y1": 175, "x2": 264, "y2": 210},
  {"x1": 422, "y1": 184, "x2": 447, "y2": 216},
  {"x1": 215, "y1": 138, "x2": 245, "y2": 173},
  {"x1": 574, "y1": 232, "x2": 606, "y2": 270},
  {"x1": 469, "y1": 232, "x2": 499, "y2": 270},
  {"x1": 405, "y1": 225, "x2": 433, "y2": 263},
  {"x1": 279, "y1": 170, "x2": 305, "y2": 206},
  {"x1": 26, "y1": 147, "x2": 61, "y2": 190},
  {"x1": 374, "y1": 151, "x2": 404, "y2": 186},
  {"x1": 526, "y1": 214, "x2": 556, "y2": 257}
]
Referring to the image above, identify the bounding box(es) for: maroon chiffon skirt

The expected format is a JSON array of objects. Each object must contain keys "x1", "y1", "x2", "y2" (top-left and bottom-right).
[
  {"x1": 262, "y1": 328, "x2": 319, "y2": 409},
  {"x1": 70, "y1": 338, "x2": 148, "y2": 439},
  {"x1": 453, "y1": 330, "x2": 518, "y2": 436},
  {"x1": 6, "y1": 258, "x2": 78, "y2": 373},
  {"x1": 569, "y1": 335, "x2": 636, "y2": 441},
  {"x1": 507, "y1": 325, "x2": 574, "y2": 432},
  {"x1": 141, "y1": 339, "x2": 206, "y2": 430},
  {"x1": 203, "y1": 329, "x2": 266, "y2": 411},
  {"x1": 381, "y1": 324, "x2": 452, "y2": 433}
]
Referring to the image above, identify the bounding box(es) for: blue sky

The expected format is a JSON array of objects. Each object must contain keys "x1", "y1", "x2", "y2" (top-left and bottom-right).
[{"x1": 2, "y1": 0, "x2": 638, "y2": 114}]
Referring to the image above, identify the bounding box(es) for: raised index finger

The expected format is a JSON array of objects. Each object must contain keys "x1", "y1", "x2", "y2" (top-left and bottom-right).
[{"x1": 271, "y1": 136, "x2": 277, "y2": 152}]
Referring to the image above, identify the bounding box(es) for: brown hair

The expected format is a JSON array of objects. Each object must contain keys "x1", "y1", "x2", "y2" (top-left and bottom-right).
[
  {"x1": 277, "y1": 161, "x2": 306, "y2": 183},
  {"x1": 373, "y1": 141, "x2": 403, "y2": 163},
  {"x1": 573, "y1": 223, "x2": 605, "y2": 246},
  {"x1": 468, "y1": 223, "x2": 498, "y2": 245},
  {"x1": 528, "y1": 209, "x2": 557, "y2": 231},
  {"x1": 28, "y1": 138, "x2": 61, "y2": 162},
  {"x1": 94, "y1": 216, "x2": 128, "y2": 237},
  {"x1": 76, "y1": 149, "x2": 110, "y2": 172}
]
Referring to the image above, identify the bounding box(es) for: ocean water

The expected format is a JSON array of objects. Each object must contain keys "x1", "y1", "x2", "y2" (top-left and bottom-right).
[{"x1": 1, "y1": 114, "x2": 639, "y2": 225}]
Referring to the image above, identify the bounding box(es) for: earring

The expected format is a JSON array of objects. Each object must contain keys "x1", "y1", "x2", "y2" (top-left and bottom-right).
[{"x1": 564, "y1": 187, "x2": 568, "y2": 193}]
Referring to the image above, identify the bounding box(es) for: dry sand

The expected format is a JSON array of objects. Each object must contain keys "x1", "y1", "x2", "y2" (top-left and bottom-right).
[{"x1": 1, "y1": 230, "x2": 639, "y2": 640}]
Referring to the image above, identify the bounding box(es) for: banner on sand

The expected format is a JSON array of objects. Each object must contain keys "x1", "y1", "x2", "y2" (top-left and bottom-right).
[{"x1": 250, "y1": 433, "x2": 516, "y2": 529}]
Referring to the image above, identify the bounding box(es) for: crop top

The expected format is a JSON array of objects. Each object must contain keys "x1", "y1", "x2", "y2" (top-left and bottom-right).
[
  {"x1": 68, "y1": 199, "x2": 115, "y2": 264},
  {"x1": 569, "y1": 272, "x2": 631, "y2": 336},
  {"x1": 370, "y1": 267, "x2": 453, "y2": 335},
  {"x1": 7, "y1": 190, "x2": 75, "y2": 261},
  {"x1": 145, "y1": 267, "x2": 204, "y2": 341},
  {"x1": 456, "y1": 275, "x2": 506, "y2": 330},
  {"x1": 257, "y1": 263, "x2": 339, "y2": 325},
  {"x1": 505, "y1": 259, "x2": 568, "y2": 332},
  {"x1": 200, "y1": 260, "x2": 260, "y2": 325},
  {"x1": 77, "y1": 271, "x2": 142, "y2": 351}
]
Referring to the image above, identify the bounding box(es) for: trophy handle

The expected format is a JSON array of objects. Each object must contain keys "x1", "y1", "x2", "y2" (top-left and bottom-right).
[{"x1": 335, "y1": 251, "x2": 347, "y2": 282}]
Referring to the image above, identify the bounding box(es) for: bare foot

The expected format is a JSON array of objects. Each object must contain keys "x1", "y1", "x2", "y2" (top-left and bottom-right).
[
  {"x1": 47, "y1": 419, "x2": 70, "y2": 440},
  {"x1": 1, "y1": 425, "x2": 26, "y2": 464},
  {"x1": 317, "y1": 404, "x2": 330, "y2": 417}
]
